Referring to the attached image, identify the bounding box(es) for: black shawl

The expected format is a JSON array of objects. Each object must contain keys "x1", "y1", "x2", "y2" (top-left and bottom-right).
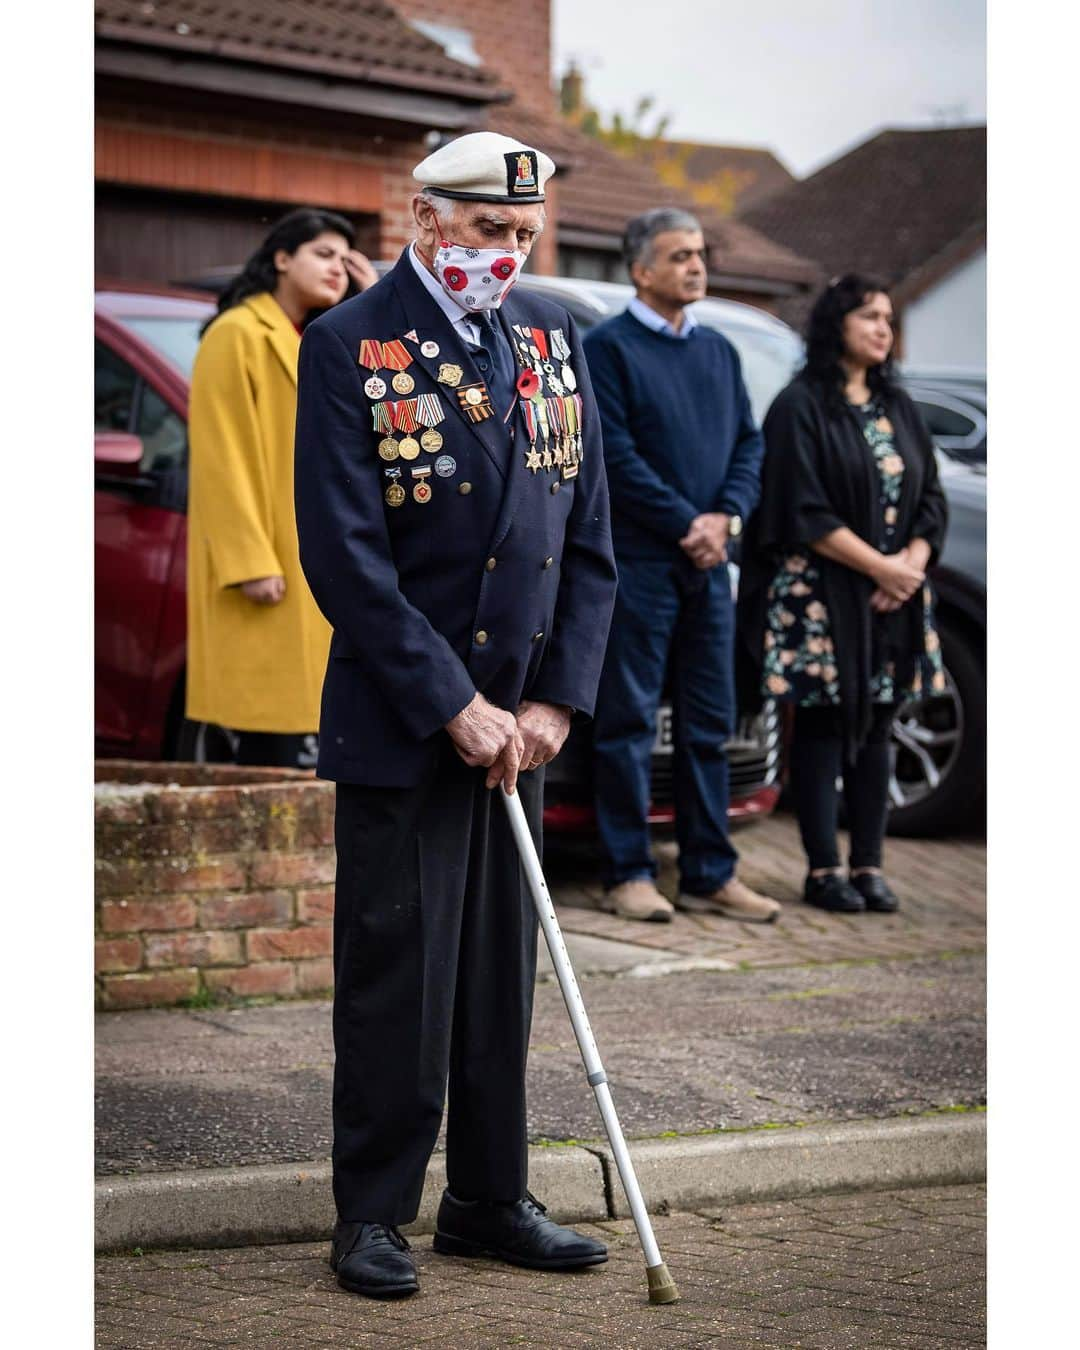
[{"x1": 736, "y1": 374, "x2": 948, "y2": 757}]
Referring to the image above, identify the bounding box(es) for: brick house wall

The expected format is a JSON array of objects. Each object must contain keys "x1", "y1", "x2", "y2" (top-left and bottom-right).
[{"x1": 95, "y1": 764, "x2": 338, "y2": 1010}]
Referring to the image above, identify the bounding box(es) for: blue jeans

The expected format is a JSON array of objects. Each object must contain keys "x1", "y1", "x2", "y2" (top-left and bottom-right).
[{"x1": 592, "y1": 557, "x2": 739, "y2": 894}]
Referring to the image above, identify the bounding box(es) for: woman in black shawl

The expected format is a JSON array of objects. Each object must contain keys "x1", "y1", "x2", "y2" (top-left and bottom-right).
[{"x1": 736, "y1": 275, "x2": 948, "y2": 914}]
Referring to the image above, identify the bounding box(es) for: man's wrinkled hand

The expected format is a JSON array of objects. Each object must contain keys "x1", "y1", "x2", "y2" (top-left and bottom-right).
[
  {"x1": 241, "y1": 576, "x2": 286, "y2": 605},
  {"x1": 516, "y1": 700, "x2": 572, "y2": 772},
  {"x1": 679, "y1": 513, "x2": 730, "y2": 570},
  {"x1": 445, "y1": 693, "x2": 525, "y2": 793}
]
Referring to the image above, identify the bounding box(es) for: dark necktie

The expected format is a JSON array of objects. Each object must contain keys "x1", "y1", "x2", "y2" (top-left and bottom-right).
[{"x1": 477, "y1": 311, "x2": 518, "y2": 414}]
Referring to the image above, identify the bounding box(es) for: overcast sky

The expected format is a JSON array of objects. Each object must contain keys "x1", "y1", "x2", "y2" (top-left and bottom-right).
[{"x1": 552, "y1": 0, "x2": 986, "y2": 177}]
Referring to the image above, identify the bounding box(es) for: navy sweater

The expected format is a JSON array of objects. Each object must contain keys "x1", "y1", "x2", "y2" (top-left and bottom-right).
[{"x1": 583, "y1": 309, "x2": 765, "y2": 559}]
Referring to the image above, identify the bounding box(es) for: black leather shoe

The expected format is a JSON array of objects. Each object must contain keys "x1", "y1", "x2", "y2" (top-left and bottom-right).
[
  {"x1": 804, "y1": 872, "x2": 865, "y2": 913},
  {"x1": 330, "y1": 1220, "x2": 419, "y2": 1298},
  {"x1": 850, "y1": 872, "x2": 900, "y2": 913},
  {"x1": 433, "y1": 1190, "x2": 608, "y2": 1270}
]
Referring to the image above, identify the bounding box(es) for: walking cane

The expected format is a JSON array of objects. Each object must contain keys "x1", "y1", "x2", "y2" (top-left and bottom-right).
[{"x1": 500, "y1": 786, "x2": 679, "y2": 1305}]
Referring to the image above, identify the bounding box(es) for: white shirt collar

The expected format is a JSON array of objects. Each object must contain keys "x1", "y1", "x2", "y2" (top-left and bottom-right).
[
  {"x1": 628, "y1": 295, "x2": 697, "y2": 339},
  {"x1": 408, "y1": 243, "x2": 483, "y2": 346}
]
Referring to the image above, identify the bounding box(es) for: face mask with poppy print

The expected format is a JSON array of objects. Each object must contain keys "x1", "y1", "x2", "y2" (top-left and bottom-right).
[{"x1": 432, "y1": 240, "x2": 525, "y2": 312}]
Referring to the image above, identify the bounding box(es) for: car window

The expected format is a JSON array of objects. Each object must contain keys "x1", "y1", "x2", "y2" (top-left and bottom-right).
[
  {"x1": 122, "y1": 316, "x2": 204, "y2": 380},
  {"x1": 915, "y1": 400, "x2": 977, "y2": 439},
  {"x1": 135, "y1": 383, "x2": 187, "y2": 475},
  {"x1": 702, "y1": 322, "x2": 804, "y2": 424},
  {"x1": 95, "y1": 341, "x2": 137, "y2": 432}
]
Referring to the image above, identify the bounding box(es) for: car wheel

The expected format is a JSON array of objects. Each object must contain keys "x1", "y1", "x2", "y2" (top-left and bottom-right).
[
  {"x1": 886, "y1": 615, "x2": 985, "y2": 837},
  {"x1": 172, "y1": 717, "x2": 241, "y2": 764}
]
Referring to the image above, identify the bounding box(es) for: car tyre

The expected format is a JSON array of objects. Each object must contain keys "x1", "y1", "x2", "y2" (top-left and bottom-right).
[
  {"x1": 172, "y1": 717, "x2": 241, "y2": 764},
  {"x1": 886, "y1": 614, "x2": 985, "y2": 837}
]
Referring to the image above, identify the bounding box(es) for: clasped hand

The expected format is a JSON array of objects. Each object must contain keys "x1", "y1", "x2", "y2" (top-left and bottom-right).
[
  {"x1": 870, "y1": 546, "x2": 927, "y2": 613},
  {"x1": 679, "y1": 513, "x2": 730, "y2": 570},
  {"x1": 445, "y1": 693, "x2": 571, "y2": 794}
]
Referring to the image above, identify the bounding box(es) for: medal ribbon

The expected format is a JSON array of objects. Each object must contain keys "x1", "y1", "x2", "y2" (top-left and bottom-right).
[
  {"x1": 551, "y1": 328, "x2": 571, "y2": 362},
  {"x1": 371, "y1": 403, "x2": 394, "y2": 434},
  {"x1": 522, "y1": 398, "x2": 538, "y2": 446},
  {"x1": 416, "y1": 393, "x2": 445, "y2": 429},
  {"x1": 530, "y1": 328, "x2": 549, "y2": 360},
  {"x1": 381, "y1": 340, "x2": 412, "y2": 372},
  {"x1": 535, "y1": 398, "x2": 550, "y2": 443},
  {"x1": 390, "y1": 399, "x2": 419, "y2": 434},
  {"x1": 358, "y1": 339, "x2": 384, "y2": 372}
]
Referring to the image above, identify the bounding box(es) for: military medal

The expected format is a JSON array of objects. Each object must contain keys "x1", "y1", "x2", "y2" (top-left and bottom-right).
[
  {"x1": 437, "y1": 362, "x2": 463, "y2": 388},
  {"x1": 421, "y1": 341, "x2": 440, "y2": 358},
  {"x1": 410, "y1": 464, "x2": 432, "y2": 503},
  {"x1": 456, "y1": 383, "x2": 494, "y2": 422},
  {"x1": 385, "y1": 480, "x2": 406, "y2": 507},
  {"x1": 378, "y1": 340, "x2": 415, "y2": 395},
  {"x1": 415, "y1": 393, "x2": 446, "y2": 452},
  {"x1": 358, "y1": 339, "x2": 391, "y2": 400},
  {"x1": 372, "y1": 403, "x2": 398, "y2": 459},
  {"x1": 434, "y1": 454, "x2": 456, "y2": 477},
  {"x1": 552, "y1": 329, "x2": 578, "y2": 392},
  {"x1": 548, "y1": 396, "x2": 566, "y2": 466},
  {"x1": 536, "y1": 398, "x2": 553, "y2": 469},
  {"x1": 389, "y1": 397, "x2": 422, "y2": 459}
]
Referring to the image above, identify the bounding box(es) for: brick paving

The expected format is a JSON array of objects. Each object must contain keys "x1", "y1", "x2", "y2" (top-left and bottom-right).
[
  {"x1": 548, "y1": 813, "x2": 986, "y2": 969},
  {"x1": 95, "y1": 1184, "x2": 985, "y2": 1348}
]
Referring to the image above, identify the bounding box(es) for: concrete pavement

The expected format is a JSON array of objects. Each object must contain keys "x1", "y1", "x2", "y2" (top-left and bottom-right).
[{"x1": 95, "y1": 1184, "x2": 986, "y2": 1348}]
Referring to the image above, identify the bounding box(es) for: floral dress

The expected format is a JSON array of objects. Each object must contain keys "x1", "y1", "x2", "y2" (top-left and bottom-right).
[{"x1": 761, "y1": 401, "x2": 947, "y2": 708}]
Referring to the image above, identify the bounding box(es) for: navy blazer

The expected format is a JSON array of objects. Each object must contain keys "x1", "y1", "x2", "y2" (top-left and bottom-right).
[{"x1": 294, "y1": 249, "x2": 617, "y2": 786}]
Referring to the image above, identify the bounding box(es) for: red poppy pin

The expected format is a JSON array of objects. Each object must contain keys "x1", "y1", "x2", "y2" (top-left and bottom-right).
[
  {"x1": 516, "y1": 369, "x2": 541, "y2": 398},
  {"x1": 491, "y1": 257, "x2": 517, "y2": 281},
  {"x1": 443, "y1": 266, "x2": 468, "y2": 291}
]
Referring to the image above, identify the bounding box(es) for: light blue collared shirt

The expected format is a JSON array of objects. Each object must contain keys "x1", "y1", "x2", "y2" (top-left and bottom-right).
[{"x1": 627, "y1": 295, "x2": 697, "y2": 340}]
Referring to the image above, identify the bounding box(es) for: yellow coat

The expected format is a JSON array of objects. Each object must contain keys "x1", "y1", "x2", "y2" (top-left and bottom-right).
[{"x1": 186, "y1": 292, "x2": 331, "y2": 733}]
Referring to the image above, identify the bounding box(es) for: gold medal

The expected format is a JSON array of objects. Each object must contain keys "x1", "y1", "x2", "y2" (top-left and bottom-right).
[
  {"x1": 413, "y1": 480, "x2": 432, "y2": 504},
  {"x1": 420, "y1": 428, "x2": 443, "y2": 453},
  {"x1": 437, "y1": 363, "x2": 463, "y2": 387},
  {"x1": 385, "y1": 482, "x2": 406, "y2": 508},
  {"x1": 398, "y1": 436, "x2": 421, "y2": 461},
  {"x1": 378, "y1": 437, "x2": 399, "y2": 461},
  {"x1": 391, "y1": 371, "x2": 415, "y2": 395}
]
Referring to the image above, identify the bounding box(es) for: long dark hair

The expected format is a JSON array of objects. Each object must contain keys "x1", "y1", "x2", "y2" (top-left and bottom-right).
[
  {"x1": 802, "y1": 272, "x2": 899, "y2": 417},
  {"x1": 201, "y1": 207, "x2": 357, "y2": 336}
]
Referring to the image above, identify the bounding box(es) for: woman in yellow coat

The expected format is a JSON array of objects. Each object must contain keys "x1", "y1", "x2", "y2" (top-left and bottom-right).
[{"x1": 186, "y1": 208, "x2": 376, "y2": 767}]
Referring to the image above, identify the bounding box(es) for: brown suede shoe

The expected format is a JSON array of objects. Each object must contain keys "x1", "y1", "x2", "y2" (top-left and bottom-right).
[
  {"x1": 675, "y1": 877, "x2": 781, "y2": 923},
  {"x1": 597, "y1": 879, "x2": 674, "y2": 922}
]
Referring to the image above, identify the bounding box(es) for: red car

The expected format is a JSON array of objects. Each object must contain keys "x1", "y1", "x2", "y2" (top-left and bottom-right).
[{"x1": 94, "y1": 282, "x2": 783, "y2": 826}]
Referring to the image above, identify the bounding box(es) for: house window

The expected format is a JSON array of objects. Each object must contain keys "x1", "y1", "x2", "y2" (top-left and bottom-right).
[{"x1": 557, "y1": 247, "x2": 626, "y2": 284}]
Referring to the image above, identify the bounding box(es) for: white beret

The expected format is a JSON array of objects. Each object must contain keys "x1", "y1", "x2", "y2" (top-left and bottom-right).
[{"x1": 413, "y1": 131, "x2": 555, "y2": 204}]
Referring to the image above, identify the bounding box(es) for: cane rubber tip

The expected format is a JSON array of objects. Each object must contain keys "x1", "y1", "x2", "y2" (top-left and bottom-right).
[{"x1": 646, "y1": 1262, "x2": 679, "y2": 1304}]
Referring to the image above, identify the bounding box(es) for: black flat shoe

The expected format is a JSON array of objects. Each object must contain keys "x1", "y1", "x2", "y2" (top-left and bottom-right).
[
  {"x1": 330, "y1": 1220, "x2": 419, "y2": 1298},
  {"x1": 850, "y1": 872, "x2": 900, "y2": 913},
  {"x1": 433, "y1": 1190, "x2": 608, "y2": 1270},
  {"x1": 804, "y1": 872, "x2": 865, "y2": 913}
]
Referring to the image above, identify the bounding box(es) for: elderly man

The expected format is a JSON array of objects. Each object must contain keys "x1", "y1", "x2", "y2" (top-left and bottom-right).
[
  {"x1": 294, "y1": 132, "x2": 617, "y2": 1299},
  {"x1": 583, "y1": 208, "x2": 781, "y2": 924}
]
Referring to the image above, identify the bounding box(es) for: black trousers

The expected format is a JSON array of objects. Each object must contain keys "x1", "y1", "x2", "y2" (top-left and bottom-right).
[
  {"x1": 789, "y1": 704, "x2": 895, "y2": 872},
  {"x1": 331, "y1": 744, "x2": 542, "y2": 1225}
]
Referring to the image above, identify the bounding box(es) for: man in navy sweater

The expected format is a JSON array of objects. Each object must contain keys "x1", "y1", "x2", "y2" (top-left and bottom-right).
[{"x1": 583, "y1": 208, "x2": 781, "y2": 924}]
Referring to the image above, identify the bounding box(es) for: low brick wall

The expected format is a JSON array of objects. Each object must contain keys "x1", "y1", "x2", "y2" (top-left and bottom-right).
[{"x1": 95, "y1": 762, "x2": 336, "y2": 1010}]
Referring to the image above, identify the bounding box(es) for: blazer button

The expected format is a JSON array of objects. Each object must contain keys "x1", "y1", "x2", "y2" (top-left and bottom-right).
[
  {"x1": 475, "y1": 630, "x2": 489, "y2": 646},
  {"x1": 550, "y1": 481, "x2": 560, "y2": 494},
  {"x1": 542, "y1": 556, "x2": 554, "y2": 569},
  {"x1": 485, "y1": 557, "x2": 497, "y2": 572},
  {"x1": 532, "y1": 630, "x2": 544, "y2": 642},
  {"x1": 458, "y1": 482, "x2": 472, "y2": 495}
]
